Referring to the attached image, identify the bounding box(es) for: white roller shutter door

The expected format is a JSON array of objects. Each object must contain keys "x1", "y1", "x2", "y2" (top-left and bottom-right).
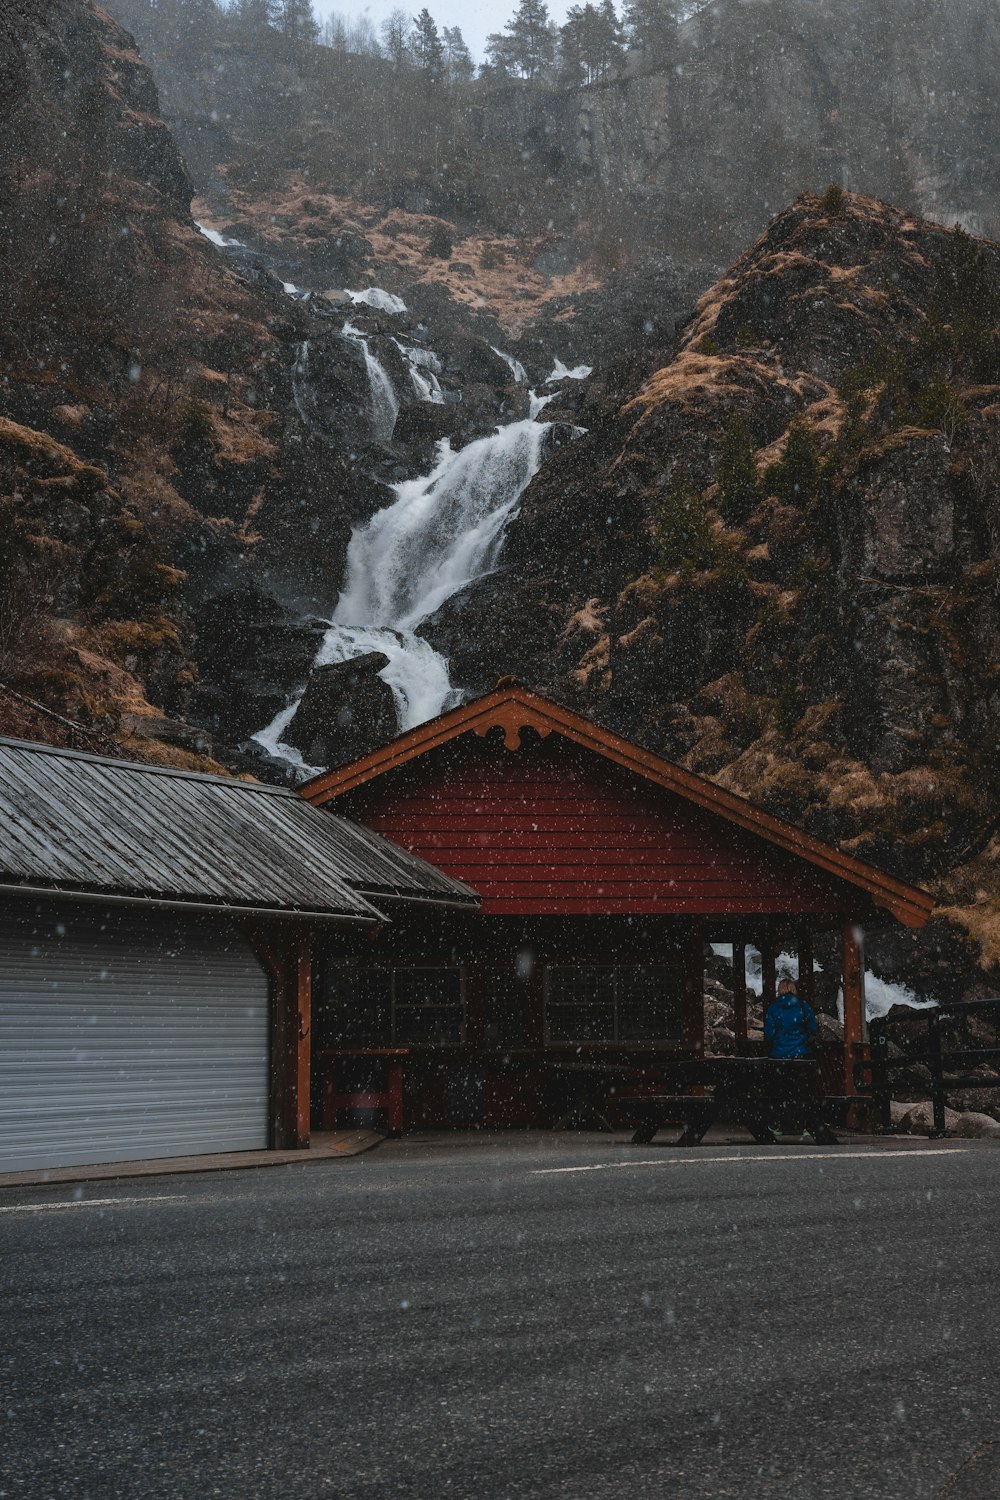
[{"x1": 0, "y1": 905, "x2": 270, "y2": 1172}]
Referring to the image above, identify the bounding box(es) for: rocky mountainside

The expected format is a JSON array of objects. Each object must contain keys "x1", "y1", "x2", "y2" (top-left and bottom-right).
[
  {"x1": 1, "y1": 0, "x2": 688, "y2": 767},
  {"x1": 5, "y1": 3, "x2": 1000, "y2": 1000},
  {"x1": 428, "y1": 191, "x2": 1000, "y2": 992}
]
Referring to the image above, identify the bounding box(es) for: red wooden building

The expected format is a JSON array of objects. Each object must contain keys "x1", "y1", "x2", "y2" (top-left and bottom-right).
[{"x1": 298, "y1": 685, "x2": 933, "y2": 1133}]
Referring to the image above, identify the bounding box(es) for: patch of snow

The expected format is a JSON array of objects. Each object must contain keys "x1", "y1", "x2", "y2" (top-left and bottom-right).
[
  {"x1": 546, "y1": 357, "x2": 593, "y2": 382},
  {"x1": 195, "y1": 221, "x2": 244, "y2": 250},
  {"x1": 347, "y1": 288, "x2": 407, "y2": 315}
]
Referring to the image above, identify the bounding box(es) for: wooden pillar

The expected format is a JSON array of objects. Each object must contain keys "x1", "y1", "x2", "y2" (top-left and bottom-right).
[
  {"x1": 683, "y1": 919, "x2": 706, "y2": 1054},
  {"x1": 292, "y1": 933, "x2": 312, "y2": 1149},
  {"x1": 244, "y1": 923, "x2": 313, "y2": 1150},
  {"x1": 797, "y1": 931, "x2": 815, "y2": 1007},
  {"x1": 732, "y1": 942, "x2": 749, "y2": 1053},
  {"x1": 759, "y1": 935, "x2": 777, "y2": 1013},
  {"x1": 841, "y1": 920, "x2": 867, "y2": 1097}
]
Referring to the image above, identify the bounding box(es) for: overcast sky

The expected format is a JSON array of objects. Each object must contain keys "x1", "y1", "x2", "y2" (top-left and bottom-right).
[{"x1": 313, "y1": 0, "x2": 577, "y2": 62}]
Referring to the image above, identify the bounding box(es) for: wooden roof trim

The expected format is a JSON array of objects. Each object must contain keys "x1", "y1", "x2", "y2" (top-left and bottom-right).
[{"x1": 299, "y1": 687, "x2": 934, "y2": 929}]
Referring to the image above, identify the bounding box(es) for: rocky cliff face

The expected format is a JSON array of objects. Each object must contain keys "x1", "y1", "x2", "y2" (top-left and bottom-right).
[
  {"x1": 0, "y1": 0, "x2": 602, "y2": 769},
  {"x1": 428, "y1": 192, "x2": 1000, "y2": 990},
  {"x1": 105, "y1": 0, "x2": 1000, "y2": 276}
]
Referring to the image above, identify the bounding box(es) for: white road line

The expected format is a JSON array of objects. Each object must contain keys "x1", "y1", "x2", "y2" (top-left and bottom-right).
[
  {"x1": 532, "y1": 1149, "x2": 967, "y2": 1175},
  {"x1": 0, "y1": 1195, "x2": 187, "y2": 1213}
]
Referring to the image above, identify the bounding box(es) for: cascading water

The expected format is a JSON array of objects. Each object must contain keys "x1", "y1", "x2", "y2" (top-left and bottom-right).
[
  {"x1": 255, "y1": 406, "x2": 553, "y2": 768},
  {"x1": 343, "y1": 321, "x2": 399, "y2": 442},
  {"x1": 394, "y1": 340, "x2": 445, "y2": 404}
]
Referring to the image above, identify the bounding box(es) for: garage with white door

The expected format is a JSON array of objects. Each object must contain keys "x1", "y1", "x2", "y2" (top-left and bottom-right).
[
  {"x1": 0, "y1": 734, "x2": 476, "y2": 1175},
  {"x1": 0, "y1": 906, "x2": 271, "y2": 1172}
]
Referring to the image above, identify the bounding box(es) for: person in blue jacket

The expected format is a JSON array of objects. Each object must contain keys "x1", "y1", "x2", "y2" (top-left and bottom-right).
[
  {"x1": 764, "y1": 977, "x2": 820, "y2": 1140},
  {"x1": 764, "y1": 977, "x2": 818, "y2": 1058}
]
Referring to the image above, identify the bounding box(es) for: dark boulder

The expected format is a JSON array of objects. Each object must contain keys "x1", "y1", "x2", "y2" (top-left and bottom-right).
[{"x1": 284, "y1": 652, "x2": 396, "y2": 768}]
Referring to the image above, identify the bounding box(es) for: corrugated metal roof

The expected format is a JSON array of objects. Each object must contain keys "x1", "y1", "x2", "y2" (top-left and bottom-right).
[{"x1": 0, "y1": 737, "x2": 477, "y2": 919}]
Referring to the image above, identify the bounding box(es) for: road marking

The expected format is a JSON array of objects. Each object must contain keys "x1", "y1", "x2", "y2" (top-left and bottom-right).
[
  {"x1": 532, "y1": 1149, "x2": 967, "y2": 1175},
  {"x1": 0, "y1": 1195, "x2": 187, "y2": 1213}
]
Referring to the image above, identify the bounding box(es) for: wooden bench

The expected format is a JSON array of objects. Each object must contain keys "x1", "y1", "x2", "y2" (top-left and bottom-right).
[
  {"x1": 618, "y1": 1085, "x2": 840, "y2": 1147},
  {"x1": 319, "y1": 1048, "x2": 408, "y2": 1135}
]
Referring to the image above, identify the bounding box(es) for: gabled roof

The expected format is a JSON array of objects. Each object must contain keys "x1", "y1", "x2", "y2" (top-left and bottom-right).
[
  {"x1": 299, "y1": 685, "x2": 934, "y2": 930},
  {"x1": 0, "y1": 736, "x2": 477, "y2": 922}
]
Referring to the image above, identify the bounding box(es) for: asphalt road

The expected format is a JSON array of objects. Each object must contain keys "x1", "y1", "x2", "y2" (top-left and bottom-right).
[{"x1": 3, "y1": 1136, "x2": 1000, "y2": 1500}]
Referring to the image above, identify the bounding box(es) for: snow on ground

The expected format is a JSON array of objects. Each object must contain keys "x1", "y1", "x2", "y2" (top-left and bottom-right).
[
  {"x1": 347, "y1": 288, "x2": 407, "y2": 314},
  {"x1": 194, "y1": 221, "x2": 245, "y2": 250},
  {"x1": 546, "y1": 357, "x2": 593, "y2": 382}
]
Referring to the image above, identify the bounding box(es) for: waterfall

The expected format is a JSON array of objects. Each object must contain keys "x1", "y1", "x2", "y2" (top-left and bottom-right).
[
  {"x1": 254, "y1": 407, "x2": 552, "y2": 764},
  {"x1": 491, "y1": 346, "x2": 527, "y2": 383},
  {"x1": 394, "y1": 340, "x2": 445, "y2": 404},
  {"x1": 343, "y1": 321, "x2": 399, "y2": 442}
]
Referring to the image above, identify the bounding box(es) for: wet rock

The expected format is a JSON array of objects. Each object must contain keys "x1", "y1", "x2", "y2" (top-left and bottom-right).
[
  {"x1": 284, "y1": 652, "x2": 396, "y2": 768},
  {"x1": 891, "y1": 1100, "x2": 1000, "y2": 1138}
]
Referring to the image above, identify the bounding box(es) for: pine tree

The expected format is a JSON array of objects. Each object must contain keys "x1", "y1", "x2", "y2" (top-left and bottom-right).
[
  {"x1": 716, "y1": 412, "x2": 760, "y2": 525},
  {"x1": 410, "y1": 8, "x2": 445, "y2": 79},
  {"x1": 623, "y1": 0, "x2": 682, "y2": 66},
  {"x1": 560, "y1": 1, "x2": 623, "y2": 83},
  {"x1": 653, "y1": 470, "x2": 718, "y2": 572},
  {"x1": 279, "y1": 0, "x2": 318, "y2": 45},
  {"x1": 442, "y1": 25, "x2": 475, "y2": 83},
  {"x1": 766, "y1": 417, "x2": 822, "y2": 507},
  {"x1": 232, "y1": 0, "x2": 279, "y2": 34},
  {"x1": 484, "y1": 31, "x2": 515, "y2": 74},
  {"x1": 503, "y1": 0, "x2": 555, "y2": 79},
  {"x1": 597, "y1": 0, "x2": 625, "y2": 76}
]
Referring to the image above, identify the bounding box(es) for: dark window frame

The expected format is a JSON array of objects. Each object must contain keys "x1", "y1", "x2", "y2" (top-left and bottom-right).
[{"x1": 543, "y1": 961, "x2": 684, "y2": 1045}]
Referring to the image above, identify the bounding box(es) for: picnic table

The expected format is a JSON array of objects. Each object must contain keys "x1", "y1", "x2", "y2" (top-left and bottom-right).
[{"x1": 608, "y1": 1057, "x2": 841, "y2": 1146}]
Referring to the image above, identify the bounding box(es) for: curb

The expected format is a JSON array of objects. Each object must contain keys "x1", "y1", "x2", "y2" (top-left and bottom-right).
[{"x1": 0, "y1": 1130, "x2": 387, "y2": 1192}]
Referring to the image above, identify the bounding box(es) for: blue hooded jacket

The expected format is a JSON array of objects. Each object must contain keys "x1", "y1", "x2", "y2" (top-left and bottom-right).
[{"x1": 764, "y1": 990, "x2": 818, "y2": 1058}]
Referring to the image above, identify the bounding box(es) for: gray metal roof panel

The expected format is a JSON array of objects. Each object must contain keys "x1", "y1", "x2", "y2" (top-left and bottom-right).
[{"x1": 0, "y1": 737, "x2": 476, "y2": 915}]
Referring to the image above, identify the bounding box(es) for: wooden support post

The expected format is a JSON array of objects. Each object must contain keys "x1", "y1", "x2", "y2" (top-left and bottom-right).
[
  {"x1": 797, "y1": 932, "x2": 815, "y2": 1007},
  {"x1": 732, "y1": 943, "x2": 749, "y2": 1053},
  {"x1": 841, "y1": 920, "x2": 867, "y2": 1100},
  {"x1": 760, "y1": 936, "x2": 777, "y2": 1014},
  {"x1": 292, "y1": 933, "x2": 312, "y2": 1149},
  {"x1": 683, "y1": 920, "x2": 706, "y2": 1054}
]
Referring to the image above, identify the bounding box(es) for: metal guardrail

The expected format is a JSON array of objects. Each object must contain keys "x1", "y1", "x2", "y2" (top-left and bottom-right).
[{"x1": 867, "y1": 998, "x2": 1000, "y2": 1138}]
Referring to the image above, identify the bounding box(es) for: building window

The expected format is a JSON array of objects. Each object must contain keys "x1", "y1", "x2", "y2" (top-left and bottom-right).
[
  {"x1": 544, "y1": 964, "x2": 683, "y2": 1044},
  {"x1": 481, "y1": 967, "x2": 533, "y2": 1047},
  {"x1": 392, "y1": 967, "x2": 465, "y2": 1045},
  {"x1": 319, "y1": 964, "x2": 464, "y2": 1048}
]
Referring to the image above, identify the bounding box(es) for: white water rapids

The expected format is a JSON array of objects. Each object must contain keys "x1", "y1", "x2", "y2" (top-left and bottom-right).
[{"x1": 255, "y1": 395, "x2": 554, "y2": 771}]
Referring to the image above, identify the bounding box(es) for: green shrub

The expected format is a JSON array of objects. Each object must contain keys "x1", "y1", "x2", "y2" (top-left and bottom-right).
[
  {"x1": 716, "y1": 411, "x2": 760, "y2": 525},
  {"x1": 426, "y1": 224, "x2": 454, "y2": 259},
  {"x1": 764, "y1": 416, "x2": 822, "y2": 507},
  {"x1": 653, "y1": 470, "x2": 719, "y2": 573},
  {"x1": 818, "y1": 183, "x2": 847, "y2": 217},
  {"x1": 916, "y1": 374, "x2": 970, "y2": 439}
]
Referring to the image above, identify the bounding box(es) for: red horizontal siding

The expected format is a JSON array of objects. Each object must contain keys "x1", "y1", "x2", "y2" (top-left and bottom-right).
[{"x1": 347, "y1": 737, "x2": 860, "y2": 917}]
